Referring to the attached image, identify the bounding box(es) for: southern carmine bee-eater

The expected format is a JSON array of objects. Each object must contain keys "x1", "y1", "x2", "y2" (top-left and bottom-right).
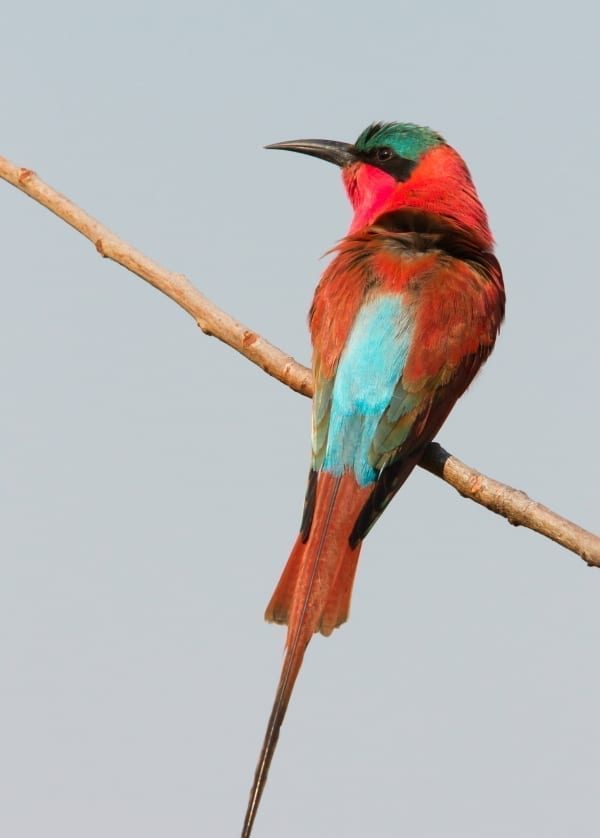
[{"x1": 242, "y1": 122, "x2": 505, "y2": 836}]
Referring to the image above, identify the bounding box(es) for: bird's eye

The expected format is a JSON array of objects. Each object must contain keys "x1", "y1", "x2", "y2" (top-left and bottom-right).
[{"x1": 374, "y1": 147, "x2": 394, "y2": 162}]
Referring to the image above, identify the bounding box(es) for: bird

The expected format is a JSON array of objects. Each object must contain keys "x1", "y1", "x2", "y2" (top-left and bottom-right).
[{"x1": 241, "y1": 122, "x2": 505, "y2": 837}]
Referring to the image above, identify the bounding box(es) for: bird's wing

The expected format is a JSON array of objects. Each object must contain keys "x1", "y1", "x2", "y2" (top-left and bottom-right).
[
  {"x1": 355, "y1": 253, "x2": 504, "y2": 539},
  {"x1": 308, "y1": 242, "x2": 503, "y2": 541}
]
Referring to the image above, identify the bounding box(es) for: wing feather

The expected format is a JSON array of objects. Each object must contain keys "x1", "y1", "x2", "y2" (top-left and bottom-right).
[{"x1": 306, "y1": 221, "x2": 504, "y2": 540}]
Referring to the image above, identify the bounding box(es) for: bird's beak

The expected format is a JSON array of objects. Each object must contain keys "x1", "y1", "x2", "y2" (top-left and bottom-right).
[{"x1": 265, "y1": 138, "x2": 357, "y2": 168}]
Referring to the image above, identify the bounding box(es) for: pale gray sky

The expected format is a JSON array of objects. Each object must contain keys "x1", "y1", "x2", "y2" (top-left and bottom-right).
[{"x1": 1, "y1": 2, "x2": 599, "y2": 837}]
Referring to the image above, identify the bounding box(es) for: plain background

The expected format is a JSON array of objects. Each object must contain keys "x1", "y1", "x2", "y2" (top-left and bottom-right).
[{"x1": 1, "y1": 2, "x2": 598, "y2": 836}]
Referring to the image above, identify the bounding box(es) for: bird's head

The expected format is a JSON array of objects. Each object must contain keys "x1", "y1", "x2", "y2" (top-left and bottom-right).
[{"x1": 267, "y1": 121, "x2": 492, "y2": 244}]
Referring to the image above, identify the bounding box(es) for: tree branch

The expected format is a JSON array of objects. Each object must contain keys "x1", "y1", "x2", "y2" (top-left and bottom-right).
[
  {"x1": 1, "y1": 153, "x2": 598, "y2": 568},
  {"x1": 420, "y1": 445, "x2": 600, "y2": 567}
]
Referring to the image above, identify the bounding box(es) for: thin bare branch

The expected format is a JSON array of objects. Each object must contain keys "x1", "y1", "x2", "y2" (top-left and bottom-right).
[
  {"x1": 420, "y1": 444, "x2": 600, "y2": 567},
  {"x1": 0, "y1": 156, "x2": 312, "y2": 397},
  {"x1": 1, "y1": 153, "x2": 598, "y2": 568}
]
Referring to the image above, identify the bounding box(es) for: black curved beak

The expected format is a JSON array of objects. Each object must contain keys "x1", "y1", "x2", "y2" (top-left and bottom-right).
[{"x1": 264, "y1": 138, "x2": 357, "y2": 168}]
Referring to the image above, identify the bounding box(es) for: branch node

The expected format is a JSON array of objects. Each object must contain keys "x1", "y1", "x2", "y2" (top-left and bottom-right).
[
  {"x1": 196, "y1": 320, "x2": 214, "y2": 337},
  {"x1": 17, "y1": 167, "x2": 35, "y2": 185},
  {"x1": 95, "y1": 238, "x2": 107, "y2": 257},
  {"x1": 242, "y1": 330, "x2": 259, "y2": 349},
  {"x1": 469, "y1": 474, "x2": 485, "y2": 495}
]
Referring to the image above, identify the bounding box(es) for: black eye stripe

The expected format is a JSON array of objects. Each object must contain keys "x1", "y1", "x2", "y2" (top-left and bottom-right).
[{"x1": 358, "y1": 146, "x2": 416, "y2": 182}]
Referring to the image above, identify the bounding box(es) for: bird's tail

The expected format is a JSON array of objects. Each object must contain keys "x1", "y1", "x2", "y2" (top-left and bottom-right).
[{"x1": 241, "y1": 471, "x2": 370, "y2": 837}]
